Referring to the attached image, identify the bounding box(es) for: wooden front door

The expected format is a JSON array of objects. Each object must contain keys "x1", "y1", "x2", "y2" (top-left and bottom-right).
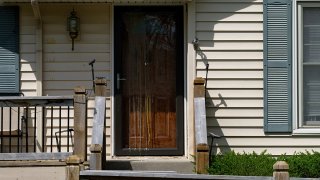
[{"x1": 114, "y1": 6, "x2": 184, "y2": 156}]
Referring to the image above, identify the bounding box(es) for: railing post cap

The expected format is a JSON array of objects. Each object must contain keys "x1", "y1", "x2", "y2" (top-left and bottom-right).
[
  {"x1": 66, "y1": 155, "x2": 82, "y2": 165},
  {"x1": 94, "y1": 78, "x2": 107, "y2": 85},
  {"x1": 273, "y1": 161, "x2": 289, "y2": 171},
  {"x1": 194, "y1": 77, "x2": 205, "y2": 85},
  {"x1": 74, "y1": 86, "x2": 86, "y2": 94},
  {"x1": 90, "y1": 144, "x2": 102, "y2": 152}
]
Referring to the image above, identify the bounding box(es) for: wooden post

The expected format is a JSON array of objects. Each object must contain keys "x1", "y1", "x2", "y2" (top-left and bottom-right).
[
  {"x1": 89, "y1": 96, "x2": 106, "y2": 170},
  {"x1": 273, "y1": 161, "x2": 289, "y2": 180},
  {"x1": 89, "y1": 144, "x2": 102, "y2": 170},
  {"x1": 93, "y1": 78, "x2": 107, "y2": 169},
  {"x1": 94, "y1": 78, "x2": 107, "y2": 96},
  {"x1": 194, "y1": 78, "x2": 209, "y2": 174},
  {"x1": 73, "y1": 86, "x2": 87, "y2": 162},
  {"x1": 196, "y1": 144, "x2": 209, "y2": 174},
  {"x1": 66, "y1": 155, "x2": 81, "y2": 180}
]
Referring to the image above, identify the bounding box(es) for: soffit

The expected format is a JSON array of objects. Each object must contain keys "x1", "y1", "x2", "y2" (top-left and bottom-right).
[{"x1": 2, "y1": 0, "x2": 191, "y2": 3}]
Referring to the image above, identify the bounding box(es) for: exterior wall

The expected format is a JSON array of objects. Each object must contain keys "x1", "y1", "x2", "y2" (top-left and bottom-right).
[
  {"x1": 41, "y1": 4, "x2": 112, "y2": 155},
  {"x1": 194, "y1": 0, "x2": 264, "y2": 153},
  {"x1": 4, "y1": 4, "x2": 111, "y2": 155},
  {"x1": 0, "y1": 5, "x2": 37, "y2": 152},
  {"x1": 12, "y1": 0, "x2": 320, "y2": 158},
  {"x1": 195, "y1": 0, "x2": 320, "y2": 155},
  {"x1": 41, "y1": 4, "x2": 111, "y2": 96},
  {"x1": 20, "y1": 4, "x2": 37, "y2": 96}
]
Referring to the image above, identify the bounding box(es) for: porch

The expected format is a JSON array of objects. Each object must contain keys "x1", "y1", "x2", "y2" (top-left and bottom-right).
[{"x1": 0, "y1": 78, "x2": 195, "y2": 179}]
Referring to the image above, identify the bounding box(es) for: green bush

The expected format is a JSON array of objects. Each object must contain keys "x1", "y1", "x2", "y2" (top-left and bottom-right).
[
  {"x1": 278, "y1": 151, "x2": 320, "y2": 178},
  {"x1": 208, "y1": 150, "x2": 276, "y2": 176},
  {"x1": 208, "y1": 150, "x2": 320, "y2": 178}
]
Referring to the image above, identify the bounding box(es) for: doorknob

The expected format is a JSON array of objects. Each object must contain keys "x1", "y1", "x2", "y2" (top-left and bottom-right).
[{"x1": 117, "y1": 73, "x2": 126, "y2": 90}]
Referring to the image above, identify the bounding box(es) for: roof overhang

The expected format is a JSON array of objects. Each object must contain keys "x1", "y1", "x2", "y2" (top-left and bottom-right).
[{"x1": 1, "y1": 0, "x2": 192, "y2": 3}]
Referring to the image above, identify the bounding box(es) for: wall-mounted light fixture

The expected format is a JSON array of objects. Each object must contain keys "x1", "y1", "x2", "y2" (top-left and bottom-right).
[{"x1": 67, "y1": 9, "x2": 80, "y2": 51}]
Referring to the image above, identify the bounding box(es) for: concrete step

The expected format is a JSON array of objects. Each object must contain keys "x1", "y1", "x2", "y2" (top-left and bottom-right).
[{"x1": 104, "y1": 160, "x2": 195, "y2": 174}]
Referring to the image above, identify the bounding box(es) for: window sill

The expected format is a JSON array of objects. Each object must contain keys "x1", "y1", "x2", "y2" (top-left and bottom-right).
[{"x1": 292, "y1": 129, "x2": 320, "y2": 135}]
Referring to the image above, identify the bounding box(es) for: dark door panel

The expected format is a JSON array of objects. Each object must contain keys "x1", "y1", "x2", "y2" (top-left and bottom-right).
[{"x1": 114, "y1": 6, "x2": 184, "y2": 156}]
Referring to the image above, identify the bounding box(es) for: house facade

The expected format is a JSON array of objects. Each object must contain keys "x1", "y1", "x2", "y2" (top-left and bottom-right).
[{"x1": 0, "y1": 0, "x2": 319, "y2": 161}]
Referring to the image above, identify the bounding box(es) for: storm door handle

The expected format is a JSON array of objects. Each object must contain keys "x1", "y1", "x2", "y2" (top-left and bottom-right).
[{"x1": 117, "y1": 73, "x2": 126, "y2": 90}]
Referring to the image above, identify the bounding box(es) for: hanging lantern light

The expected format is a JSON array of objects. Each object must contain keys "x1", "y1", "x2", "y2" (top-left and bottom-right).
[{"x1": 67, "y1": 9, "x2": 80, "y2": 51}]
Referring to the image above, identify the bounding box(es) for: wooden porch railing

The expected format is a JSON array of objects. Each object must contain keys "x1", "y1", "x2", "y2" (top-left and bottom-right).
[
  {"x1": 0, "y1": 96, "x2": 74, "y2": 153},
  {"x1": 0, "y1": 86, "x2": 89, "y2": 161}
]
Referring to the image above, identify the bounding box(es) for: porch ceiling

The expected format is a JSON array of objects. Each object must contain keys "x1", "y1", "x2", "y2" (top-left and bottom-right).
[{"x1": 2, "y1": 0, "x2": 191, "y2": 3}]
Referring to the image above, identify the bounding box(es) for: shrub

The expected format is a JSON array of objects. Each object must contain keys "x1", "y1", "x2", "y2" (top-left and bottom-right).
[
  {"x1": 208, "y1": 150, "x2": 276, "y2": 176},
  {"x1": 278, "y1": 151, "x2": 320, "y2": 178},
  {"x1": 208, "y1": 150, "x2": 320, "y2": 178}
]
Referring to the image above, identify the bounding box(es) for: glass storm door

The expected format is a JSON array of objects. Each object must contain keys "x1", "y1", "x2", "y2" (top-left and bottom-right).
[{"x1": 114, "y1": 6, "x2": 184, "y2": 156}]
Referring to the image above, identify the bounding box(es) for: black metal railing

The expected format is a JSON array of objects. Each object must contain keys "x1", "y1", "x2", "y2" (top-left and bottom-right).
[{"x1": 0, "y1": 96, "x2": 74, "y2": 153}]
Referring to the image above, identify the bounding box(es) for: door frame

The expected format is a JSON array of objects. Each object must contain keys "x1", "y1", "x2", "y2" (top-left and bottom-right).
[{"x1": 112, "y1": 5, "x2": 185, "y2": 156}]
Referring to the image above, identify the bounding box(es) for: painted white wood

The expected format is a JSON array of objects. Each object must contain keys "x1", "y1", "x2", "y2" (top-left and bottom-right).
[
  {"x1": 91, "y1": 96, "x2": 106, "y2": 145},
  {"x1": 187, "y1": 0, "x2": 196, "y2": 158},
  {"x1": 194, "y1": 97, "x2": 208, "y2": 145}
]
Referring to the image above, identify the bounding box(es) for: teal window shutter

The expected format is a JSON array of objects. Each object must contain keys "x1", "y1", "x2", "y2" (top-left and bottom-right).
[
  {"x1": 264, "y1": 0, "x2": 292, "y2": 132},
  {"x1": 0, "y1": 6, "x2": 20, "y2": 95}
]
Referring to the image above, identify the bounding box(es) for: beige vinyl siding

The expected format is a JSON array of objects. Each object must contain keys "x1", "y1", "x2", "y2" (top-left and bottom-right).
[
  {"x1": 0, "y1": 5, "x2": 37, "y2": 153},
  {"x1": 42, "y1": 4, "x2": 110, "y2": 96},
  {"x1": 39, "y1": 4, "x2": 111, "y2": 155},
  {"x1": 196, "y1": 0, "x2": 320, "y2": 155},
  {"x1": 20, "y1": 5, "x2": 37, "y2": 96},
  {"x1": 194, "y1": 0, "x2": 283, "y2": 155}
]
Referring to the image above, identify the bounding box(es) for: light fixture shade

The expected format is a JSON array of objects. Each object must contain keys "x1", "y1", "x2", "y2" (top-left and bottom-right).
[
  {"x1": 67, "y1": 9, "x2": 80, "y2": 50},
  {"x1": 67, "y1": 10, "x2": 80, "y2": 39}
]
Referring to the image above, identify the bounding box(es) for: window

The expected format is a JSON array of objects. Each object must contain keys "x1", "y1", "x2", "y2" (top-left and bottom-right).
[
  {"x1": 297, "y1": 4, "x2": 320, "y2": 128},
  {"x1": 264, "y1": 0, "x2": 320, "y2": 133},
  {"x1": 0, "y1": 6, "x2": 20, "y2": 95}
]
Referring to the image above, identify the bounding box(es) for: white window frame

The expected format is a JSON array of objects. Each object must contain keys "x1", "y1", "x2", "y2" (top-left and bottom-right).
[{"x1": 293, "y1": 0, "x2": 320, "y2": 134}]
